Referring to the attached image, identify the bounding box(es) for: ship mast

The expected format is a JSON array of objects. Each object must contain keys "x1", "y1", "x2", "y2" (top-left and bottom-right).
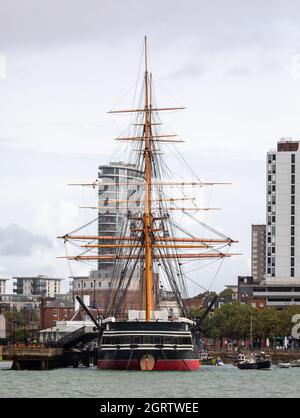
[
  {"x1": 143, "y1": 36, "x2": 153, "y2": 321},
  {"x1": 58, "y1": 38, "x2": 239, "y2": 321}
]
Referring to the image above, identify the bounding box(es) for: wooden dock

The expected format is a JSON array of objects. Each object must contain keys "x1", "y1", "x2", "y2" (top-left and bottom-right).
[{"x1": 2, "y1": 345, "x2": 96, "y2": 370}]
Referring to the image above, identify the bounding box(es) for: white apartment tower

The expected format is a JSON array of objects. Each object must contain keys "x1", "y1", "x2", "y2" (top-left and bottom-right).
[
  {"x1": 97, "y1": 162, "x2": 143, "y2": 274},
  {"x1": 266, "y1": 140, "x2": 300, "y2": 280}
]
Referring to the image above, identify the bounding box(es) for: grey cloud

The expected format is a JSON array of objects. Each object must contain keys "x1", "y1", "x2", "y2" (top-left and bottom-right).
[
  {"x1": 0, "y1": 224, "x2": 53, "y2": 256},
  {"x1": 226, "y1": 66, "x2": 253, "y2": 77},
  {"x1": 168, "y1": 61, "x2": 206, "y2": 79},
  {"x1": 1, "y1": 0, "x2": 300, "y2": 52}
]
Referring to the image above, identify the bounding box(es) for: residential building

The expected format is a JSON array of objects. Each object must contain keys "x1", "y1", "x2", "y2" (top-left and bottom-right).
[
  {"x1": 69, "y1": 162, "x2": 148, "y2": 315},
  {"x1": 238, "y1": 276, "x2": 254, "y2": 301},
  {"x1": 266, "y1": 139, "x2": 300, "y2": 280},
  {"x1": 225, "y1": 285, "x2": 239, "y2": 300},
  {"x1": 0, "y1": 278, "x2": 9, "y2": 295},
  {"x1": 71, "y1": 270, "x2": 143, "y2": 316},
  {"x1": 97, "y1": 161, "x2": 143, "y2": 275},
  {"x1": 40, "y1": 298, "x2": 75, "y2": 329},
  {"x1": 251, "y1": 225, "x2": 266, "y2": 282},
  {"x1": 13, "y1": 275, "x2": 63, "y2": 298},
  {"x1": 0, "y1": 294, "x2": 41, "y2": 311}
]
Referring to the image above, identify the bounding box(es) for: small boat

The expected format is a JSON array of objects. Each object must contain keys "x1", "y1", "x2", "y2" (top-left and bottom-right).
[
  {"x1": 237, "y1": 353, "x2": 271, "y2": 370},
  {"x1": 215, "y1": 357, "x2": 224, "y2": 367},
  {"x1": 0, "y1": 361, "x2": 13, "y2": 370},
  {"x1": 199, "y1": 352, "x2": 224, "y2": 366},
  {"x1": 255, "y1": 357, "x2": 272, "y2": 370},
  {"x1": 199, "y1": 352, "x2": 215, "y2": 366},
  {"x1": 290, "y1": 359, "x2": 300, "y2": 368},
  {"x1": 237, "y1": 355, "x2": 257, "y2": 370},
  {"x1": 277, "y1": 362, "x2": 290, "y2": 369}
]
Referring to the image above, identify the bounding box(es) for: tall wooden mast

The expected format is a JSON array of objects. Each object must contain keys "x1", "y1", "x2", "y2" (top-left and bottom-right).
[
  {"x1": 144, "y1": 36, "x2": 153, "y2": 321},
  {"x1": 58, "y1": 38, "x2": 239, "y2": 320}
]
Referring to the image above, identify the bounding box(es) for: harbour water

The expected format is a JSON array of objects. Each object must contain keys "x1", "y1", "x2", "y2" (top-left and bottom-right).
[{"x1": 0, "y1": 365, "x2": 299, "y2": 398}]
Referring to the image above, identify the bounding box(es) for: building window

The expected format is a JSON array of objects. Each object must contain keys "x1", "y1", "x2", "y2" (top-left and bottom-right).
[
  {"x1": 291, "y1": 268, "x2": 295, "y2": 277},
  {"x1": 292, "y1": 154, "x2": 296, "y2": 164}
]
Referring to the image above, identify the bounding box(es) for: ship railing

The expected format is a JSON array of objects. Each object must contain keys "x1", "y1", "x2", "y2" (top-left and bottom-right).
[{"x1": 45, "y1": 326, "x2": 86, "y2": 347}]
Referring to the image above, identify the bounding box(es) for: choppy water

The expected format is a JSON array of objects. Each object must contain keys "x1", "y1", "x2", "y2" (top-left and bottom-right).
[{"x1": 0, "y1": 365, "x2": 299, "y2": 398}]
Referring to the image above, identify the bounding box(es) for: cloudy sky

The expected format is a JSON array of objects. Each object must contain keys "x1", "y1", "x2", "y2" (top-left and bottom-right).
[{"x1": 1, "y1": 0, "x2": 300, "y2": 294}]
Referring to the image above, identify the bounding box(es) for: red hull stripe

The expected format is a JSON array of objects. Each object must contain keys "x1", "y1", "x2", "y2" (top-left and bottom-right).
[{"x1": 97, "y1": 359, "x2": 200, "y2": 371}]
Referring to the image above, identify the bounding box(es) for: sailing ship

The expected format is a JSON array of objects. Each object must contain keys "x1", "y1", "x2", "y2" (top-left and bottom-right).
[{"x1": 58, "y1": 38, "x2": 238, "y2": 371}]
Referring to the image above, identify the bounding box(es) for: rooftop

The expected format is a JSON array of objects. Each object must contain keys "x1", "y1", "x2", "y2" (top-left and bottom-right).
[
  {"x1": 277, "y1": 139, "x2": 300, "y2": 152},
  {"x1": 44, "y1": 299, "x2": 74, "y2": 309},
  {"x1": 13, "y1": 275, "x2": 64, "y2": 281},
  {"x1": 99, "y1": 161, "x2": 141, "y2": 171}
]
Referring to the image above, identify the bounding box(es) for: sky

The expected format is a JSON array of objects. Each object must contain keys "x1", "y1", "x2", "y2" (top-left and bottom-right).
[{"x1": 1, "y1": 0, "x2": 300, "y2": 295}]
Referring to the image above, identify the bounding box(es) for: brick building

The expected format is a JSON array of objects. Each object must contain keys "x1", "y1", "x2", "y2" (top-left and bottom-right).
[{"x1": 40, "y1": 298, "x2": 75, "y2": 329}]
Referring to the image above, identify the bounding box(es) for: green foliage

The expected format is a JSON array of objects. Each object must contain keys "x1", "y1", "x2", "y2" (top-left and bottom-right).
[
  {"x1": 201, "y1": 302, "x2": 300, "y2": 339},
  {"x1": 194, "y1": 291, "x2": 217, "y2": 299},
  {"x1": 218, "y1": 288, "x2": 234, "y2": 299}
]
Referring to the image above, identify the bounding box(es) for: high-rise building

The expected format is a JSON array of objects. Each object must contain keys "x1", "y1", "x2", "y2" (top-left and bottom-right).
[
  {"x1": 251, "y1": 225, "x2": 266, "y2": 282},
  {"x1": 70, "y1": 162, "x2": 145, "y2": 312},
  {"x1": 97, "y1": 161, "x2": 143, "y2": 277},
  {"x1": 266, "y1": 139, "x2": 300, "y2": 280}
]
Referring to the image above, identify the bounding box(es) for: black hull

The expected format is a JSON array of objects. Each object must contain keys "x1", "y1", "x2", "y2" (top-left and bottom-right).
[
  {"x1": 256, "y1": 360, "x2": 271, "y2": 370},
  {"x1": 238, "y1": 360, "x2": 271, "y2": 370}
]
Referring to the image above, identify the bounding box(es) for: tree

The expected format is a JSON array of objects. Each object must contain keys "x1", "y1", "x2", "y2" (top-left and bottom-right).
[{"x1": 218, "y1": 288, "x2": 234, "y2": 300}]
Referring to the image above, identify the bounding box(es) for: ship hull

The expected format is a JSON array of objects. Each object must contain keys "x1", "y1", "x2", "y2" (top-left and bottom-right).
[
  {"x1": 97, "y1": 319, "x2": 200, "y2": 371},
  {"x1": 97, "y1": 350, "x2": 200, "y2": 371}
]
